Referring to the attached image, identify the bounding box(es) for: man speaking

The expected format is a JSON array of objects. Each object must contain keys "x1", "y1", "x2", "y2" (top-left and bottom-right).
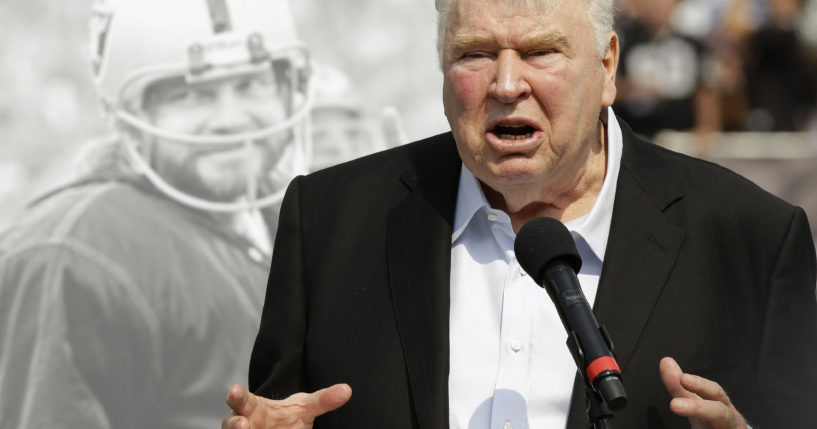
[{"x1": 224, "y1": 0, "x2": 817, "y2": 427}]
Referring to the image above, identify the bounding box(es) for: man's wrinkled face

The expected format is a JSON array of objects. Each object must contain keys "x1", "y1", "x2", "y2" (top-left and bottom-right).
[
  {"x1": 142, "y1": 68, "x2": 291, "y2": 202},
  {"x1": 441, "y1": 0, "x2": 617, "y2": 195}
]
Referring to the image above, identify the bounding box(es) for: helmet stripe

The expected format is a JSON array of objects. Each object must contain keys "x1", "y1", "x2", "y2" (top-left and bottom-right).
[{"x1": 205, "y1": 0, "x2": 233, "y2": 33}]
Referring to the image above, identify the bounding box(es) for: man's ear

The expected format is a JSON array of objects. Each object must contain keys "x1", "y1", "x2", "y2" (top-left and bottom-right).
[{"x1": 601, "y1": 31, "x2": 619, "y2": 107}]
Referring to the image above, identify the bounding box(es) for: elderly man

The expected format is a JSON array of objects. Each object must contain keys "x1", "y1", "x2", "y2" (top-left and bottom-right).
[
  {"x1": 224, "y1": 0, "x2": 817, "y2": 427},
  {"x1": 0, "y1": 0, "x2": 313, "y2": 427}
]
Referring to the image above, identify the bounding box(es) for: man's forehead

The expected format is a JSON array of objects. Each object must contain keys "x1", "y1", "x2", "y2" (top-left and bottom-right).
[
  {"x1": 453, "y1": 0, "x2": 554, "y2": 9},
  {"x1": 447, "y1": 0, "x2": 582, "y2": 33},
  {"x1": 446, "y1": 0, "x2": 579, "y2": 44},
  {"x1": 449, "y1": 0, "x2": 555, "y2": 14}
]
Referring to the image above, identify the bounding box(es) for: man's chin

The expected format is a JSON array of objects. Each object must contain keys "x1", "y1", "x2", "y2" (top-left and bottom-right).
[
  {"x1": 161, "y1": 174, "x2": 247, "y2": 205},
  {"x1": 481, "y1": 160, "x2": 546, "y2": 185},
  {"x1": 197, "y1": 180, "x2": 251, "y2": 202},
  {"x1": 197, "y1": 155, "x2": 263, "y2": 179}
]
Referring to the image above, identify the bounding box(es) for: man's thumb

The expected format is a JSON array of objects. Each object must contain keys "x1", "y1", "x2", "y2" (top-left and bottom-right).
[{"x1": 312, "y1": 383, "x2": 352, "y2": 414}]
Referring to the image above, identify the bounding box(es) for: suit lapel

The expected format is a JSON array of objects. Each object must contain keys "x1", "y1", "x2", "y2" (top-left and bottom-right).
[
  {"x1": 595, "y1": 135, "x2": 686, "y2": 367},
  {"x1": 567, "y1": 125, "x2": 686, "y2": 428},
  {"x1": 386, "y1": 133, "x2": 461, "y2": 428}
]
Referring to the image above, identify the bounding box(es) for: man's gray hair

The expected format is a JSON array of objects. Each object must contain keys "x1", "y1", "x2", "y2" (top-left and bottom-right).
[{"x1": 434, "y1": 0, "x2": 614, "y2": 64}]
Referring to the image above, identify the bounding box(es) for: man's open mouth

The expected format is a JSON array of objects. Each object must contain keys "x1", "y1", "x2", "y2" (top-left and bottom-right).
[{"x1": 492, "y1": 124, "x2": 537, "y2": 140}]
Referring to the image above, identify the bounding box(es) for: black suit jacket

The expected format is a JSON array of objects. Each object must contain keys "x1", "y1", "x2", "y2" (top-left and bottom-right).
[{"x1": 249, "y1": 126, "x2": 817, "y2": 428}]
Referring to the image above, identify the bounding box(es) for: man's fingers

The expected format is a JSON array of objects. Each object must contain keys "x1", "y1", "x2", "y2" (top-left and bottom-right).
[
  {"x1": 225, "y1": 384, "x2": 258, "y2": 417},
  {"x1": 669, "y1": 397, "x2": 728, "y2": 419},
  {"x1": 222, "y1": 383, "x2": 351, "y2": 427},
  {"x1": 660, "y1": 359, "x2": 747, "y2": 428},
  {"x1": 659, "y1": 357, "x2": 697, "y2": 399},
  {"x1": 670, "y1": 397, "x2": 742, "y2": 428},
  {"x1": 680, "y1": 373, "x2": 732, "y2": 405},
  {"x1": 221, "y1": 413, "x2": 249, "y2": 429}
]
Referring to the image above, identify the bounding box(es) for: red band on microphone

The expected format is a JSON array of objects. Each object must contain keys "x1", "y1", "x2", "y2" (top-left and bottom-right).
[{"x1": 586, "y1": 356, "x2": 621, "y2": 382}]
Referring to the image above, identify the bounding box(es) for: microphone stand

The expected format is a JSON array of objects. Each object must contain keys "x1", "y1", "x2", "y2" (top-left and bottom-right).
[{"x1": 584, "y1": 377, "x2": 615, "y2": 429}]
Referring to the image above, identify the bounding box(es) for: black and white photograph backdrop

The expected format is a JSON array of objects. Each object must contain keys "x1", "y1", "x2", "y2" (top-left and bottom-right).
[{"x1": 1, "y1": 0, "x2": 816, "y2": 428}]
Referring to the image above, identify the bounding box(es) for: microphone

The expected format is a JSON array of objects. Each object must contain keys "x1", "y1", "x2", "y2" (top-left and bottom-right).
[{"x1": 514, "y1": 217, "x2": 627, "y2": 411}]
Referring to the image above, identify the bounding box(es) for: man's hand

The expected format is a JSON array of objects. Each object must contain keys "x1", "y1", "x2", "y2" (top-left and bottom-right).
[
  {"x1": 222, "y1": 383, "x2": 352, "y2": 429},
  {"x1": 659, "y1": 357, "x2": 747, "y2": 429}
]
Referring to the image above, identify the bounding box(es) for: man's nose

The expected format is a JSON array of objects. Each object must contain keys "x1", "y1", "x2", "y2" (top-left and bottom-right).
[
  {"x1": 208, "y1": 86, "x2": 253, "y2": 133},
  {"x1": 488, "y1": 51, "x2": 532, "y2": 104}
]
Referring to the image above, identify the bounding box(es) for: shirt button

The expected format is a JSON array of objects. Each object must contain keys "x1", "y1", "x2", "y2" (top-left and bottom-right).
[
  {"x1": 519, "y1": 267, "x2": 527, "y2": 277},
  {"x1": 511, "y1": 340, "x2": 523, "y2": 352},
  {"x1": 487, "y1": 213, "x2": 498, "y2": 221},
  {"x1": 503, "y1": 421, "x2": 513, "y2": 429}
]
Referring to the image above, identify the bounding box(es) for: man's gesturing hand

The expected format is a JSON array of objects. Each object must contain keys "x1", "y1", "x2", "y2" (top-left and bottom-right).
[
  {"x1": 659, "y1": 357, "x2": 747, "y2": 429},
  {"x1": 222, "y1": 383, "x2": 352, "y2": 429}
]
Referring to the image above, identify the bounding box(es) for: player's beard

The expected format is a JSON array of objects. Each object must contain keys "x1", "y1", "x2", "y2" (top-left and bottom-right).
[{"x1": 155, "y1": 134, "x2": 290, "y2": 204}]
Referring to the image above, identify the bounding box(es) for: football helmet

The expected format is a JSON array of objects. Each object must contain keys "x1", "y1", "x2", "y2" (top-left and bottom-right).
[{"x1": 89, "y1": 0, "x2": 313, "y2": 211}]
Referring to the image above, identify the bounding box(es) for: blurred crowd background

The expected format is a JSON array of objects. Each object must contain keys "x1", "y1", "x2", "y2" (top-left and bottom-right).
[
  {"x1": 2, "y1": 0, "x2": 817, "y2": 239},
  {"x1": 616, "y1": 0, "x2": 817, "y2": 136}
]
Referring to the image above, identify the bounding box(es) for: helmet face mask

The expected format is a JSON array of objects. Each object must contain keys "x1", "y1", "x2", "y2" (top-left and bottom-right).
[
  {"x1": 91, "y1": 0, "x2": 313, "y2": 212},
  {"x1": 135, "y1": 68, "x2": 294, "y2": 206}
]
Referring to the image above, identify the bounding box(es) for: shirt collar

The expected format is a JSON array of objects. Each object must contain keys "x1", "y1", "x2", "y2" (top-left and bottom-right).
[
  {"x1": 566, "y1": 107, "x2": 623, "y2": 262},
  {"x1": 452, "y1": 107, "x2": 624, "y2": 262},
  {"x1": 452, "y1": 165, "x2": 490, "y2": 244}
]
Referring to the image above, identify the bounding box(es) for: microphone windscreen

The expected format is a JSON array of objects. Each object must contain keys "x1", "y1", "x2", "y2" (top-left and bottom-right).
[{"x1": 514, "y1": 217, "x2": 582, "y2": 284}]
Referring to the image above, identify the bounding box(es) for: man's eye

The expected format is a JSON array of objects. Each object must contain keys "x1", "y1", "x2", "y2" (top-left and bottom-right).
[
  {"x1": 528, "y1": 49, "x2": 555, "y2": 57},
  {"x1": 237, "y1": 78, "x2": 259, "y2": 91},
  {"x1": 463, "y1": 52, "x2": 491, "y2": 60},
  {"x1": 166, "y1": 89, "x2": 203, "y2": 104},
  {"x1": 236, "y1": 76, "x2": 277, "y2": 95}
]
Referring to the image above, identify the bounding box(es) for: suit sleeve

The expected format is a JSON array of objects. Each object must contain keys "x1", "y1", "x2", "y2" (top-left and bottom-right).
[
  {"x1": 755, "y1": 207, "x2": 817, "y2": 428},
  {"x1": 249, "y1": 175, "x2": 309, "y2": 398}
]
